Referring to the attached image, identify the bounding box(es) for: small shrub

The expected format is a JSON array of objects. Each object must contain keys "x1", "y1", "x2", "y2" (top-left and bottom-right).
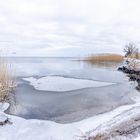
[{"x1": 127, "y1": 59, "x2": 140, "y2": 70}]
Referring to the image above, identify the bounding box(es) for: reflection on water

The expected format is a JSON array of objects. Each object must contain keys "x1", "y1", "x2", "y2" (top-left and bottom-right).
[
  {"x1": 6, "y1": 57, "x2": 136, "y2": 123},
  {"x1": 7, "y1": 57, "x2": 127, "y2": 83},
  {"x1": 84, "y1": 60, "x2": 122, "y2": 69}
]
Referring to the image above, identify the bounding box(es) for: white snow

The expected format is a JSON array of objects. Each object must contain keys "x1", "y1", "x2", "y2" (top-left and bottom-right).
[
  {"x1": 135, "y1": 137, "x2": 140, "y2": 140},
  {"x1": 23, "y1": 76, "x2": 115, "y2": 92},
  {"x1": 0, "y1": 114, "x2": 8, "y2": 123},
  {"x1": 0, "y1": 103, "x2": 9, "y2": 112}
]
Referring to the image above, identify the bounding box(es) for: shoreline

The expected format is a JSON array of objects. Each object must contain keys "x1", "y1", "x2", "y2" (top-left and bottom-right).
[
  {"x1": 86, "y1": 60, "x2": 140, "y2": 140},
  {"x1": 0, "y1": 95, "x2": 140, "y2": 140},
  {"x1": 118, "y1": 66, "x2": 140, "y2": 91}
]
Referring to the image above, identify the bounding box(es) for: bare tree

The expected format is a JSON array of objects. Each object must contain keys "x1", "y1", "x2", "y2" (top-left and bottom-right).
[{"x1": 124, "y1": 43, "x2": 137, "y2": 57}]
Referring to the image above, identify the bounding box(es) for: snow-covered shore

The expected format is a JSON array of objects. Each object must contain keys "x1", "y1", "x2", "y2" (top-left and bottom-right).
[{"x1": 0, "y1": 93, "x2": 140, "y2": 140}]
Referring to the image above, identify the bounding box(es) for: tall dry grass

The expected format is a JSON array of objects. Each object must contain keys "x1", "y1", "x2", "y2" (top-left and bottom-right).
[
  {"x1": 127, "y1": 53, "x2": 140, "y2": 59},
  {"x1": 0, "y1": 57, "x2": 16, "y2": 101},
  {"x1": 86, "y1": 54, "x2": 124, "y2": 62}
]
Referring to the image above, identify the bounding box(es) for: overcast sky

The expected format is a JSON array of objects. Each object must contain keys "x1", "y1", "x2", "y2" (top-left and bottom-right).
[{"x1": 0, "y1": 0, "x2": 140, "y2": 56}]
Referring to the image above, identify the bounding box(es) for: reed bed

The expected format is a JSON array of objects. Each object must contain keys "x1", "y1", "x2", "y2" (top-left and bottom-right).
[
  {"x1": 86, "y1": 54, "x2": 124, "y2": 62},
  {"x1": 0, "y1": 57, "x2": 16, "y2": 101}
]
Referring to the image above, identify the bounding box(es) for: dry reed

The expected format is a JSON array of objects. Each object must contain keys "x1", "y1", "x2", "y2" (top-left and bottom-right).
[
  {"x1": 127, "y1": 53, "x2": 140, "y2": 59},
  {"x1": 0, "y1": 57, "x2": 16, "y2": 101},
  {"x1": 86, "y1": 54, "x2": 124, "y2": 62}
]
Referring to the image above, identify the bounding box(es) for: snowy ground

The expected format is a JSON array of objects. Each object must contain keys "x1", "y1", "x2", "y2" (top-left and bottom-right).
[
  {"x1": 0, "y1": 92, "x2": 140, "y2": 140},
  {"x1": 23, "y1": 76, "x2": 115, "y2": 92}
]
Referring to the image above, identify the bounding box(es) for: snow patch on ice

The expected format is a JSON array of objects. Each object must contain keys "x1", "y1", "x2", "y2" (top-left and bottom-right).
[{"x1": 23, "y1": 76, "x2": 115, "y2": 92}]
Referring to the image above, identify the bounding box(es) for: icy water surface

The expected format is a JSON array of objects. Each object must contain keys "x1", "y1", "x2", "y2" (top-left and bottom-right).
[{"x1": 6, "y1": 57, "x2": 137, "y2": 123}]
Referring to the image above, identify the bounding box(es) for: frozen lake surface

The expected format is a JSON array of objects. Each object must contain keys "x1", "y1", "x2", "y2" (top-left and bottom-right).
[{"x1": 6, "y1": 57, "x2": 137, "y2": 123}]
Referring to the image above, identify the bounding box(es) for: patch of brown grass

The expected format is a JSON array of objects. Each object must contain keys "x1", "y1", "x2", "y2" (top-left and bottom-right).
[
  {"x1": 0, "y1": 57, "x2": 16, "y2": 101},
  {"x1": 86, "y1": 54, "x2": 124, "y2": 62},
  {"x1": 127, "y1": 53, "x2": 140, "y2": 59},
  {"x1": 92, "y1": 134, "x2": 106, "y2": 140}
]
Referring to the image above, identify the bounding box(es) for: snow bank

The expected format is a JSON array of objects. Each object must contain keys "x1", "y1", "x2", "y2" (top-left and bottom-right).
[
  {"x1": 0, "y1": 100, "x2": 140, "y2": 140},
  {"x1": 0, "y1": 103, "x2": 9, "y2": 112},
  {"x1": 23, "y1": 76, "x2": 115, "y2": 92}
]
